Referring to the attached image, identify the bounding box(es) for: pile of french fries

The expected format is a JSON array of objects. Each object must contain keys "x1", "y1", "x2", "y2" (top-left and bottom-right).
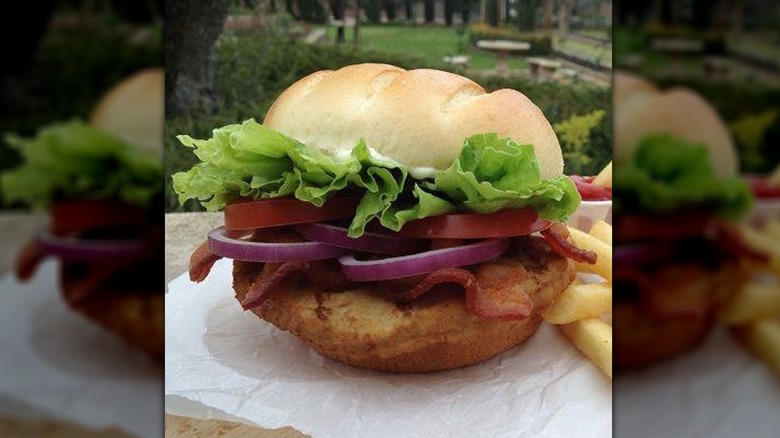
[
  {"x1": 722, "y1": 216, "x2": 780, "y2": 379},
  {"x1": 543, "y1": 220, "x2": 614, "y2": 379}
]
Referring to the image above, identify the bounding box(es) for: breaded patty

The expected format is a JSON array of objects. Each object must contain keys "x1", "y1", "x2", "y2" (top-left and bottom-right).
[{"x1": 233, "y1": 237, "x2": 575, "y2": 372}]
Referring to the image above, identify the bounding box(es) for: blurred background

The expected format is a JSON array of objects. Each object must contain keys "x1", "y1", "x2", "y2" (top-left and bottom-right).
[
  {"x1": 613, "y1": 0, "x2": 780, "y2": 173},
  {"x1": 165, "y1": 0, "x2": 613, "y2": 212},
  {"x1": 0, "y1": 1, "x2": 162, "y2": 437},
  {"x1": 612, "y1": 1, "x2": 780, "y2": 438}
]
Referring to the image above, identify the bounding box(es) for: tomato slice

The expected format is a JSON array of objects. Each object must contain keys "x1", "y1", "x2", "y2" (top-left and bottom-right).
[
  {"x1": 614, "y1": 211, "x2": 717, "y2": 243},
  {"x1": 745, "y1": 175, "x2": 780, "y2": 199},
  {"x1": 224, "y1": 196, "x2": 362, "y2": 231},
  {"x1": 51, "y1": 200, "x2": 147, "y2": 235},
  {"x1": 397, "y1": 208, "x2": 551, "y2": 239},
  {"x1": 570, "y1": 175, "x2": 612, "y2": 201}
]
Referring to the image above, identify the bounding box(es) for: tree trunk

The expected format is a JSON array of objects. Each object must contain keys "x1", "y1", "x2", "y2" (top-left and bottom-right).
[
  {"x1": 542, "y1": 0, "x2": 553, "y2": 30},
  {"x1": 328, "y1": 0, "x2": 346, "y2": 44},
  {"x1": 517, "y1": 0, "x2": 537, "y2": 32},
  {"x1": 424, "y1": 0, "x2": 435, "y2": 23},
  {"x1": 165, "y1": 0, "x2": 231, "y2": 118},
  {"x1": 445, "y1": 0, "x2": 455, "y2": 26},
  {"x1": 557, "y1": 0, "x2": 575, "y2": 35},
  {"x1": 486, "y1": 0, "x2": 498, "y2": 26}
]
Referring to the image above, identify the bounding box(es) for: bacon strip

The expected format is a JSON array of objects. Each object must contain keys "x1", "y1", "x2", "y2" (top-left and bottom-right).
[
  {"x1": 713, "y1": 220, "x2": 770, "y2": 264},
  {"x1": 384, "y1": 266, "x2": 534, "y2": 320},
  {"x1": 15, "y1": 241, "x2": 47, "y2": 281},
  {"x1": 540, "y1": 223, "x2": 598, "y2": 264},
  {"x1": 241, "y1": 260, "x2": 351, "y2": 310},
  {"x1": 189, "y1": 240, "x2": 222, "y2": 283},
  {"x1": 61, "y1": 260, "x2": 127, "y2": 305}
]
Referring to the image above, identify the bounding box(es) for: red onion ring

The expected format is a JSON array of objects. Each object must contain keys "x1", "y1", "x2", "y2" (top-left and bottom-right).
[
  {"x1": 208, "y1": 226, "x2": 348, "y2": 262},
  {"x1": 339, "y1": 238, "x2": 509, "y2": 282},
  {"x1": 294, "y1": 223, "x2": 426, "y2": 255},
  {"x1": 614, "y1": 243, "x2": 677, "y2": 266},
  {"x1": 35, "y1": 231, "x2": 149, "y2": 261}
]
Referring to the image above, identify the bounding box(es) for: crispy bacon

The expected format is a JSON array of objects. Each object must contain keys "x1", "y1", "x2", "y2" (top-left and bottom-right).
[
  {"x1": 540, "y1": 223, "x2": 598, "y2": 264},
  {"x1": 383, "y1": 265, "x2": 534, "y2": 320},
  {"x1": 713, "y1": 220, "x2": 770, "y2": 264},
  {"x1": 15, "y1": 241, "x2": 46, "y2": 281},
  {"x1": 189, "y1": 240, "x2": 222, "y2": 283},
  {"x1": 241, "y1": 260, "x2": 351, "y2": 310},
  {"x1": 61, "y1": 260, "x2": 127, "y2": 305}
]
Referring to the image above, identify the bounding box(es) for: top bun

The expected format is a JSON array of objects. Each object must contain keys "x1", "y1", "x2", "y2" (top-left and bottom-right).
[
  {"x1": 263, "y1": 63, "x2": 563, "y2": 178},
  {"x1": 613, "y1": 72, "x2": 737, "y2": 179},
  {"x1": 90, "y1": 68, "x2": 164, "y2": 159},
  {"x1": 613, "y1": 70, "x2": 657, "y2": 107}
]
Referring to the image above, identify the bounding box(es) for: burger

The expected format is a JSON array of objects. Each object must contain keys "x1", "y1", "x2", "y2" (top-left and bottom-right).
[
  {"x1": 174, "y1": 63, "x2": 597, "y2": 373},
  {"x1": 1, "y1": 68, "x2": 164, "y2": 362},
  {"x1": 612, "y1": 71, "x2": 767, "y2": 370}
]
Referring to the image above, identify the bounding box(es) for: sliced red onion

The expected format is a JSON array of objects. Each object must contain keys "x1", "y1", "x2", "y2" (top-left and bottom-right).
[
  {"x1": 208, "y1": 226, "x2": 348, "y2": 262},
  {"x1": 614, "y1": 243, "x2": 677, "y2": 266},
  {"x1": 35, "y1": 231, "x2": 149, "y2": 261},
  {"x1": 339, "y1": 238, "x2": 509, "y2": 282},
  {"x1": 294, "y1": 223, "x2": 426, "y2": 255}
]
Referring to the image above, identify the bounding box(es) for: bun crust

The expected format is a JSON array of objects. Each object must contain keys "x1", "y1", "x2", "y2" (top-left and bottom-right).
[
  {"x1": 613, "y1": 73, "x2": 737, "y2": 179},
  {"x1": 263, "y1": 63, "x2": 563, "y2": 178},
  {"x1": 89, "y1": 68, "x2": 164, "y2": 159},
  {"x1": 232, "y1": 238, "x2": 574, "y2": 373}
]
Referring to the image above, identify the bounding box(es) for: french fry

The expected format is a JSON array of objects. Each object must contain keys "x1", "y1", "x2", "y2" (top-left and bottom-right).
[
  {"x1": 588, "y1": 220, "x2": 612, "y2": 245},
  {"x1": 559, "y1": 318, "x2": 613, "y2": 378},
  {"x1": 543, "y1": 283, "x2": 612, "y2": 324},
  {"x1": 768, "y1": 164, "x2": 780, "y2": 186},
  {"x1": 739, "y1": 224, "x2": 780, "y2": 276},
  {"x1": 732, "y1": 319, "x2": 780, "y2": 379},
  {"x1": 764, "y1": 219, "x2": 780, "y2": 241},
  {"x1": 592, "y1": 161, "x2": 612, "y2": 188},
  {"x1": 568, "y1": 227, "x2": 613, "y2": 282},
  {"x1": 719, "y1": 283, "x2": 780, "y2": 324}
]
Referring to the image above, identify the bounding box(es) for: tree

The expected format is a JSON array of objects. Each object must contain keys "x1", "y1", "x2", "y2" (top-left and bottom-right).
[
  {"x1": 516, "y1": 0, "x2": 538, "y2": 31},
  {"x1": 328, "y1": 0, "x2": 346, "y2": 44},
  {"x1": 445, "y1": 0, "x2": 455, "y2": 26},
  {"x1": 557, "y1": 0, "x2": 575, "y2": 35},
  {"x1": 424, "y1": 0, "x2": 435, "y2": 23},
  {"x1": 165, "y1": 0, "x2": 231, "y2": 118},
  {"x1": 385, "y1": 0, "x2": 397, "y2": 21},
  {"x1": 486, "y1": 0, "x2": 499, "y2": 26},
  {"x1": 542, "y1": 0, "x2": 553, "y2": 30}
]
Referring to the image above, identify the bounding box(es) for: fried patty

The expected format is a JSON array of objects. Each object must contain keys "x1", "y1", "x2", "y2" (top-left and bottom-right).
[{"x1": 233, "y1": 237, "x2": 575, "y2": 373}]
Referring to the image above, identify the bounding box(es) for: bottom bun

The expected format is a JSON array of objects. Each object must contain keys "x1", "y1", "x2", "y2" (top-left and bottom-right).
[
  {"x1": 60, "y1": 264, "x2": 164, "y2": 362},
  {"x1": 233, "y1": 237, "x2": 575, "y2": 373},
  {"x1": 614, "y1": 261, "x2": 748, "y2": 371}
]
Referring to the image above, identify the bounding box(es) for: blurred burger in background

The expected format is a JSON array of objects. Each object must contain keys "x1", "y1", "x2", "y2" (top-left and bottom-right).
[
  {"x1": 612, "y1": 70, "x2": 768, "y2": 370},
  {"x1": 0, "y1": 68, "x2": 164, "y2": 362}
]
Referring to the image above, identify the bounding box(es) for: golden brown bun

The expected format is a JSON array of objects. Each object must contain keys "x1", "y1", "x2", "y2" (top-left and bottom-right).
[
  {"x1": 89, "y1": 68, "x2": 164, "y2": 159},
  {"x1": 613, "y1": 72, "x2": 737, "y2": 179},
  {"x1": 263, "y1": 63, "x2": 563, "y2": 178},
  {"x1": 233, "y1": 238, "x2": 575, "y2": 373}
]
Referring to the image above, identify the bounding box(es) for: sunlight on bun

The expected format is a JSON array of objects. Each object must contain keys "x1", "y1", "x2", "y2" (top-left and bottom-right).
[
  {"x1": 90, "y1": 68, "x2": 164, "y2": 159},
  {"x1": 263, "y1": 63, "x2": 564, "y2": 178},
  {"x1": 614, "y1": 72, "x2": 738, "y2": 179}
]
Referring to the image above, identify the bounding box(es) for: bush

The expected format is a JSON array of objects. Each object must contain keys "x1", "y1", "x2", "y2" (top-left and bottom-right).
[{"x1": 468, "y1": 22, "x2": 553, "y2": 55}]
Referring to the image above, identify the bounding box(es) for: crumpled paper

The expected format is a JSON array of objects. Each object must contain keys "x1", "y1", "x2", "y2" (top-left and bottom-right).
[
  {"x1": 615, "y1": 325, "x2": 780, "y2": 437},
  {"x1": 165, "y1": 258, "x2": 612, "y2": 438},
  {"x1": 0, "y1": 260, "x2": 163, "y2": 438}
]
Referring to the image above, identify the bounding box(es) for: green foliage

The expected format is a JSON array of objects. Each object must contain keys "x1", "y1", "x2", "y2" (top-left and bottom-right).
[
  {"x1": 730, "y1": 110, "x2": 778, "y2": 172},
  {"x1": 468, "y1": 22, "x2": 552, "y2": 55},
  {"x1": 553, "y1": 110, "x2": 606, "y2": 175}
]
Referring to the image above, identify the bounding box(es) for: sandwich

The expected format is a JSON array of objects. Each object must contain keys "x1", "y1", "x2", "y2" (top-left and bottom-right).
[
  {"x1": 174, "y1": 63, "x2": 597, "y2": 372},
  {"x1": 612, "y1": 71, "x2": 767, "y2": 370},
  {"x1": 1, "y1": 68, "x2": 164, "y2": 362}
]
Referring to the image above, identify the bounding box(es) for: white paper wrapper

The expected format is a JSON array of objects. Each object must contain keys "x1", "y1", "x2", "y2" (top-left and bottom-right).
[
  {"x1": 615, "y1": 325, "x2": 780, "y2": 437},
  {"x1": 165, "y1": 258, "x2": 612, "y2": 438},
  {"x1": 567, "y1": 200, "x2": 612, "y2": 232},
  {"x1": 0, "y1": 260, "x2": 163, "y2": 438}
]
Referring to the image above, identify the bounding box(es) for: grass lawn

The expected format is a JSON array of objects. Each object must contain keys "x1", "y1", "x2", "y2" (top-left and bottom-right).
[{"x1": 320, "y1": 25, "x2": 529, "y2": 71}]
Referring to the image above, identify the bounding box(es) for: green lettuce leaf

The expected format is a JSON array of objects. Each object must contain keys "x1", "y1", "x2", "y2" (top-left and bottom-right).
[
  {"x1": 0, "y1": 120, "x2": 162, "y2": 210},
  {"x1": 172, "y1": 120, "x2": 581, "y2": 236},
  {"x1": 613, "y1": 133, "x2": 752, "y2": 220}
]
